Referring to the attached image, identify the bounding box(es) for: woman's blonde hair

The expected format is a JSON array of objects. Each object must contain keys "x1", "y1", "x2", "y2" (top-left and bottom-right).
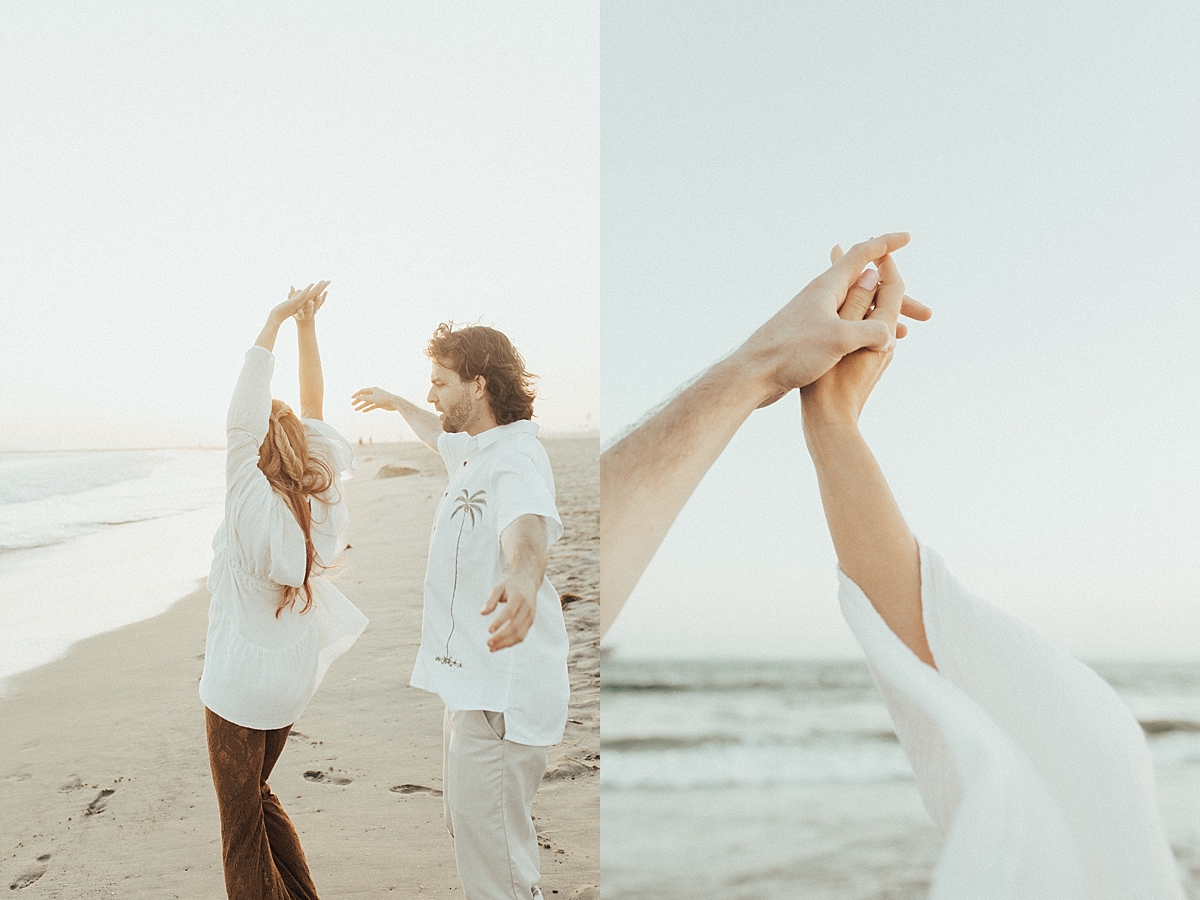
[{"x1": 258, "y1": 399, "x2": 335, "y2": 616}]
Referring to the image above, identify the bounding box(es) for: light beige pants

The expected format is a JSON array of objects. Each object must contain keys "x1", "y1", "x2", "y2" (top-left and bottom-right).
[{"x1": 443, "y1": 708, "x2": 549, "y2": 900}]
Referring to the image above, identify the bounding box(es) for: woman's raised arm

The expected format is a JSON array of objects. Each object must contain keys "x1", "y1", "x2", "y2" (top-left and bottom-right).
[
  {"x1": 293, "y1": 284, "x2": 329, "y2": 421},
  {"x1": 254, "y1": 281, "x2": 328, "y2": 353},
  {"x1": 799, "y1": 251, "x2": 933, "y2": 667}
]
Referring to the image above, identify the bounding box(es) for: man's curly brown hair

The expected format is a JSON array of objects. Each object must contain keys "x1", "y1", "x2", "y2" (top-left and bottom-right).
[{"x1": 426, "y1": 323, "x2": 537, "y2": 425}]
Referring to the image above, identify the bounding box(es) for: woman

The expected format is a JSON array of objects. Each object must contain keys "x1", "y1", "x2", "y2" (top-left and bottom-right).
[
  {"x1": 801, "y1": 250, "x2": 1183, "y2": 897},
  {"x1": 199, "y1": 282, "x2": 367, "y2": 900}
]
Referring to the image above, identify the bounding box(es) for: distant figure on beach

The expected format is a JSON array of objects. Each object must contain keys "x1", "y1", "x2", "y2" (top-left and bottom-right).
[
  {"x1": 353, "y1": 324, "x2": 568, "y2": 900},
  {"x1": 600, "y1": 239, "x2": 1184, "y2": 894},
  {"x1": 200, "y1": 283, "x2": 367, "y2": 900}
]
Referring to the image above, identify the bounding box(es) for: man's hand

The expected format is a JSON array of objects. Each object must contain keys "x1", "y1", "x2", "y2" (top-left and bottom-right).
[
  {"x1": 271, "y1": 281, "x2": 329, "y2": 324},
  {"x1": 481, "y1": 573, "x2": 539, "y2": 652},
  {"x1": 351, "y1": 387, "x2": 400, "y2": 413},
  {"x1": 256, "y1": 281, "x2": 329, "y2": 353},
  {"x1": 292, "y1": 283, "x2": 327, "y2": 324},
  {"x1": 352, "y1": 385, "x2": 443, "y2": 450},
  {"x1": 484, "y1": 514, "x2": 549, "y2": 652},
  {"x1": 736, "y1": 233, "x2": 929, "y2": 407}
]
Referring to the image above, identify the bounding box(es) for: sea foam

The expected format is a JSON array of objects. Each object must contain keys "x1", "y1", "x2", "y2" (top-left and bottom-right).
[{"x1": 0, "y1": 449, "x2": 225, "y2": 691}]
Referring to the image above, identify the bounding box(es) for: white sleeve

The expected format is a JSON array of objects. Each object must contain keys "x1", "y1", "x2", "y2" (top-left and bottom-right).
[
  {"x1": 489, "y1": 450, "x2": 563, "y2": 548},
  {"x1": 437, "y1": 430, "x2": 471, "y2": 476},
  {"x1": 267, "y1": 501, "x2": 307, "y2": 588},
  {"x1": 226, "y1": 346, "x2": 275, "y2": 490},
  {"x1": 838, "y1": 542, "x2": 1183, "y2": 899},
  {"x1": 302, "y1": 418, "x2": 355, "y2": 568}
]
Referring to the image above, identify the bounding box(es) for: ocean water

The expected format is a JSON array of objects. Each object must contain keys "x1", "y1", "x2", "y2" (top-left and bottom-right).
[
  {"x1": 0, "y1": 449, "x2": 226, "y2": 691},
  {"x1": 601, "y1": 656, "x2": 1200, "y2": 899}
]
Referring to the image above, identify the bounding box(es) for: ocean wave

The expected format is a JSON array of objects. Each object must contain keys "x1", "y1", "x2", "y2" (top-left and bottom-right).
[
  {"x1": 1141, "y1": 719, "x2": 1200, "y2": 736},
  {"x1": 0, "y1": 450, "x2": 224, "y2": 556},
  {"x1": 601, "y1": 737, "x2": 916, "y2": 790},
  {"x1": 0, "y1": 450, "x2": 162, "y2": 505},
  {"x1": 603, "y1": 729, "x2": 900, "y2": 754},
  {"x1": 602, "y1": 728, "x2": 1200, "y2": 791},
  {"x1": 0, "y1": 509, "x2": 216, "y2": 554},
  {"x1": 602, "y1": 661, "x2": 877, "y2": 695}
]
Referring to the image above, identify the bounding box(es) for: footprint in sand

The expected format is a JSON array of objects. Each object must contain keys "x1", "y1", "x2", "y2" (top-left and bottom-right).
[
  {"x1": 389, "y1": 783, "x2": 443, "y2": 797},
  {"x1": 303, "y1": 770, "x2": 351, "y2": 786},
  {"x1": 9, "y1": 854, "x2": 50, "y2": 890},
  {"x1": 59, "y1": 775, "x2": 82, "y2": 793},
  {"x1": 84, "y1": 788, "x2": 115, "y2": 816}
]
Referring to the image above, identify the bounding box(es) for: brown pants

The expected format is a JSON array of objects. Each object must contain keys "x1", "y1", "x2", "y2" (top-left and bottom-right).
[{"x1": 205, "y1": 707, "x2": 320, "y2": 900}]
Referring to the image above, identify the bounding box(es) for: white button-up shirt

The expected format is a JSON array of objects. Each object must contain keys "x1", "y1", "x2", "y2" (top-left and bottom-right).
[{"x1": 410, "y1": 420, "x2": 569, "y2": 746}]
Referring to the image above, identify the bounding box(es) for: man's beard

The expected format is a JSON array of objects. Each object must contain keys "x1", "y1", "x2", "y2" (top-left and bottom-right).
[{"x1": 440, "y1": 395, "x2": 474, "y2": 433}]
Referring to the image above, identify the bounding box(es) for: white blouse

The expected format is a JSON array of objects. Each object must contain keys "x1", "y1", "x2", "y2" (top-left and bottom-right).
[
  {"x1": 199, "y1": 346, "x2": 367, "y2": 731},
  {"x1": 840, "y1": 542, "x2": 1183, "y2": 899}
]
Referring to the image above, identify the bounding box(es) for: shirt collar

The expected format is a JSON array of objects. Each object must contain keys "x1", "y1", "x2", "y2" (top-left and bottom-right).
[{"x1": 470, "y1": 419, "x2": 539, "y2": 450}]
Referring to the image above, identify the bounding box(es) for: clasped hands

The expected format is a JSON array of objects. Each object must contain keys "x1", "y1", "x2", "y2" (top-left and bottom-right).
[
  {"x1": 737, "y1": 232, "x2": 928, "y2": 423},
  {"x1": 270, "y1": 281, "x2": 330, "y2": 325}
]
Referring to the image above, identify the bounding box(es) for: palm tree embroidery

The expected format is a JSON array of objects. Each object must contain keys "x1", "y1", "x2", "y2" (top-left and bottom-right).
[{"x1": 436, "y1": 488, "x2": 487, "y2": 668}]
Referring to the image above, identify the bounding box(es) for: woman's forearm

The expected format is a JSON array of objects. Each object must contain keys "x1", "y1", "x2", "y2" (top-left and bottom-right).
[
  {"x1": 802, "y1": 410, "x2": 933, "y2": 667},
  {"x1": 297, "y1": 320, "x2": 324, "y2": 420},
  {"x1": 254, "y1": 311, "x2": 287, "y2": 353}
]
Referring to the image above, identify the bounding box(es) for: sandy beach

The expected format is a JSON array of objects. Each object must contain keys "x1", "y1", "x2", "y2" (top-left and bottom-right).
[{"x1": 0, "y1": 436, "x2": 599, "y2": 898}]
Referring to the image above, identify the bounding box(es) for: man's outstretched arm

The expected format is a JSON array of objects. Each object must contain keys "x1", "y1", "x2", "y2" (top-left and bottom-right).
[
  {"x1": 351, "y1": 387, "x2": 442, "y2": 451},
  {"x1": 599, "y1": 234, "x2": 930, "y2": 636}
]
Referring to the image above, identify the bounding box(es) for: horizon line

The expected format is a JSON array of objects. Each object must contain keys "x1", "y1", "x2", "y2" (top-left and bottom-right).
[{"x1": 0, "y1": 429, "x2": 602, "y2": 454}]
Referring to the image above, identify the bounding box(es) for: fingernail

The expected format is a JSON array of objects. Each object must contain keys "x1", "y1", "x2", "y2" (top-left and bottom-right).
[{"x1": 856, "y1": 268, "x2": 879, "y2": 291}]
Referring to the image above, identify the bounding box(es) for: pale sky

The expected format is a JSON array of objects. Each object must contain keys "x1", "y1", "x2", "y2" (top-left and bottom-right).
[
  {"x1": 601, "y1": 0, "x2": 1200, "y2": 658},
  {"x1": 0, "y1": 1, "x2": 598, "y2": 450}
]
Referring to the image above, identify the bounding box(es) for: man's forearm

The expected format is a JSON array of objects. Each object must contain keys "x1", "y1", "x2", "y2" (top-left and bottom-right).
[
  {"x1": 599, "y1": 352, "x2": 774, "y2": 636},
  {"x1": 501, "y1": 514, "x2": 549, "y2": 588},
  {"x1": 392, "y1": 395, "x2": 442, "y2": 450},
  {"x1": 297, "y1": 321, "x2": 323, "y2": 420}
]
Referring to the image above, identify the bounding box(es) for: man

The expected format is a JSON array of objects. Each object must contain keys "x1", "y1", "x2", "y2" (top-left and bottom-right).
[
  {"x1": 353, "y1": 323, "x2": 567, "y2": 900},
  {"x1": 599, "y1": 233, "x2": 931, "y2": 635}
]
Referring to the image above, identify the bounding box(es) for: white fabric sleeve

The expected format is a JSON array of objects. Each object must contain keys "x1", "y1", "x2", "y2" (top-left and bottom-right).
[
  {"x1": 309, "y1": 577, "x2": 368, "y2": 692},
  {"x1": 437, "y1": 430, "x2": 470, "y2": 476},
  {"x1": 225, "y1": 346, "x2": 275, "y2": 487},
  {"x1": 838, "y1": 542, "x2": 1184, "y2": 899},
  {"x1": 489, "y1": 453, "x2": 564, "y2": 549},
  {"x1": 302, "y1": 418, "x2": 355, "y2": 568},
  {"x1": 267, "y1": 503, "x2": 307, "y2": 588},
  {"x1": 227, "y1": 346, "x2": 274, "y2": 442}
]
